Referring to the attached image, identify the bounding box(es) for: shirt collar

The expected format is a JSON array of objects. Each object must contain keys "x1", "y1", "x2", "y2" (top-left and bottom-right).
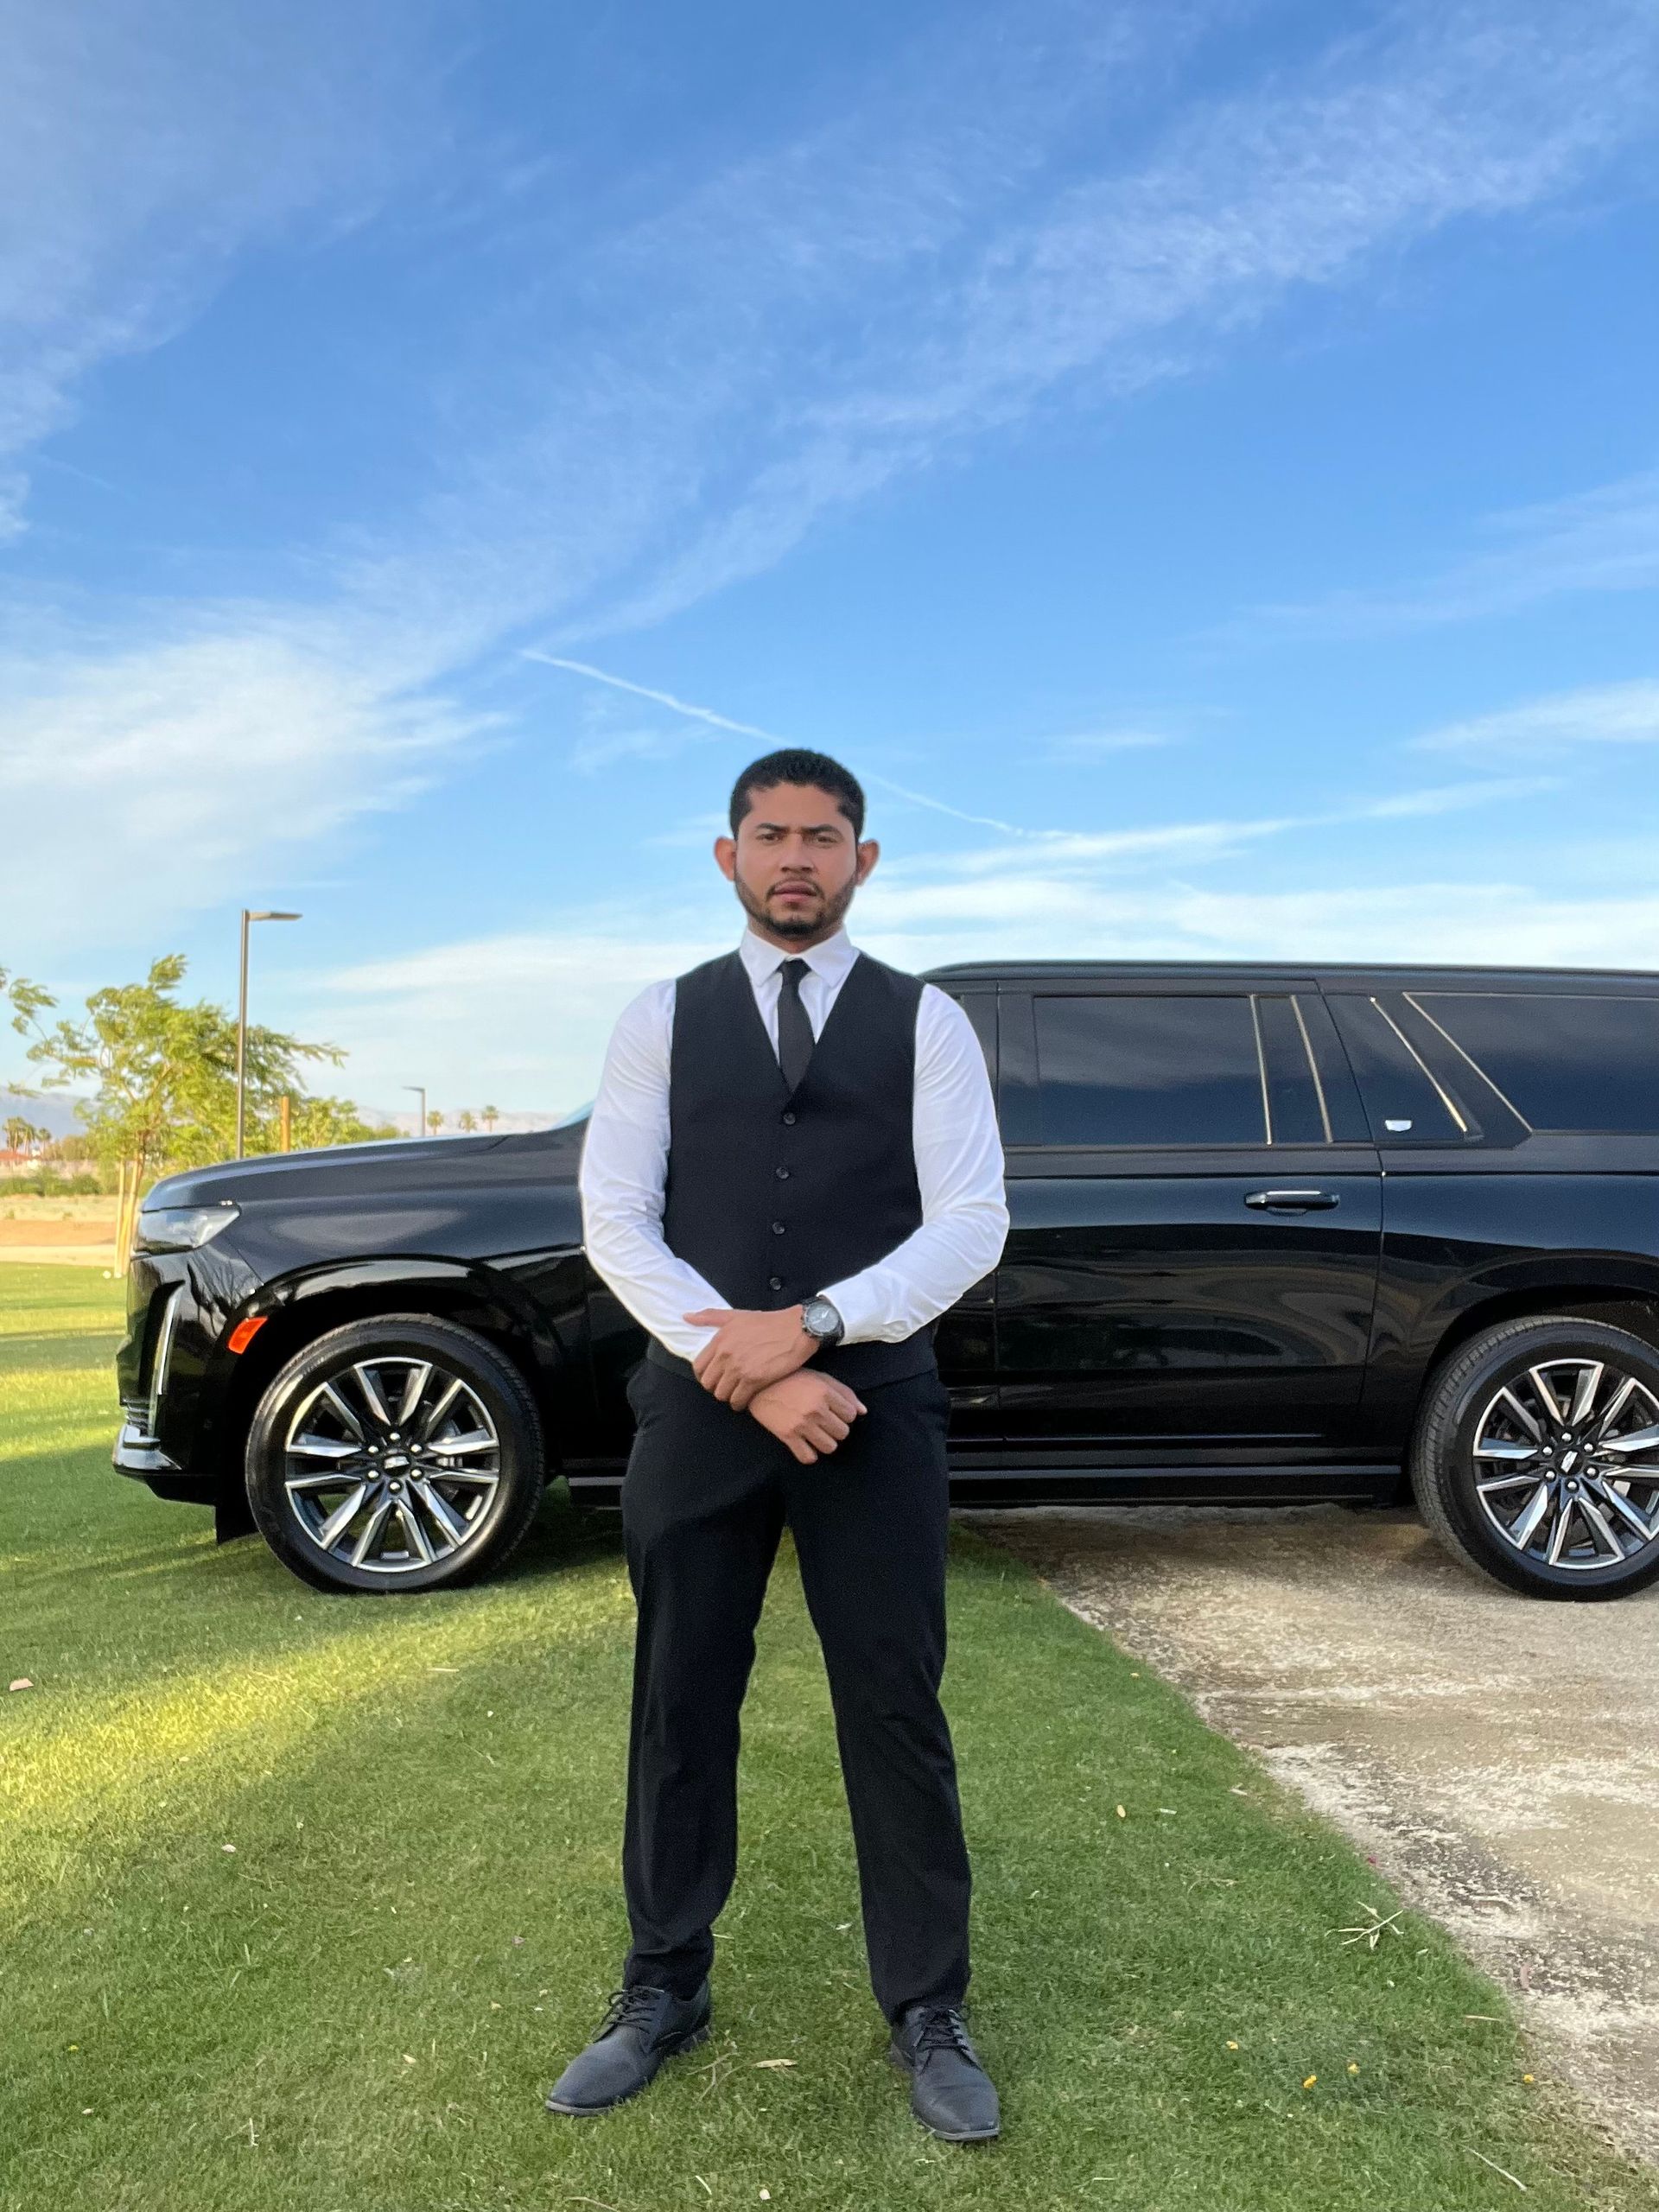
[{"x1": 738, "y1": 920, "x2": 858, "y2": 988}]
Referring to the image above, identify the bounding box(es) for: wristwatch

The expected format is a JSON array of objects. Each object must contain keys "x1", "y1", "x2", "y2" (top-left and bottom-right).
[{"x1": 800, "y1": 1294, "x2": 845, "y2": 1348}]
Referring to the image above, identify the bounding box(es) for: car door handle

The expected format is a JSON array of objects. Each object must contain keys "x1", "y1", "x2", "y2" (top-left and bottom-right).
[{"x1": 1244, "y1": 1189, "x2": 1340, "y2": 1211}]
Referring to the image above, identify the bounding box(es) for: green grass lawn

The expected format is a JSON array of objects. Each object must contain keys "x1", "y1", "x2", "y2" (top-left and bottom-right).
[{"x1": 3, "y1": 1260, "x2": 1654, "y2": 2212}]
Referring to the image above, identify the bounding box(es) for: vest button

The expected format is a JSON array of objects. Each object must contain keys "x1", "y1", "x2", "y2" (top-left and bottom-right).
[
  {"x1": 781, "y1": 1110, "x2": 797, "y2": 1124},
  {"x1": 771, "y1": 1220, "x2": 786, "y2": 1235},
  {"x1": 768, "y1": 1274, "x2": 785, "y2": 1291},
  {"x1": 774, "y1": 1165, "x2": 790, "y2": 1179}
]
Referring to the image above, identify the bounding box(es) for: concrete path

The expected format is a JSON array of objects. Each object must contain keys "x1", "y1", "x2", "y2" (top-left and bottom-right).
[{"x1": 963, "y1": 1500, "x2": 1659, "y2": 2167}]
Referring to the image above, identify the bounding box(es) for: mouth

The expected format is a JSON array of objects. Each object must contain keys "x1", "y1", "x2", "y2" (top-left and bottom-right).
[{"x1": 772, "y1": 885, "x2": 817, "y2": 903}]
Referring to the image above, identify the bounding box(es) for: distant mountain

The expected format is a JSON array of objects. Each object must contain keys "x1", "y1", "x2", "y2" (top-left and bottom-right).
[
  {"x1": 0, "y1": 1089, "x2": 578, "y2": 1144},
  {"x1": 0, "y1": 1090, "x2": 92, "y2": 1139}
]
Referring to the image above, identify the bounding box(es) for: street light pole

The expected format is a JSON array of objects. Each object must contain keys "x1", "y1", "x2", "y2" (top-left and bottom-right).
[
  {"x1": 236, "y1": 909, "x2": 302, "y2": 1160},
  {"x1": 404, "y1": 1084, "x2": 427, "y2": 1141}
]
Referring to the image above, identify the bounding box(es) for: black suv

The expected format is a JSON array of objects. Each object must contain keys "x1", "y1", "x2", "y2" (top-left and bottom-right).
[{"x1": 114, "y1": 961, "x2": 1659, "y2": 1601}]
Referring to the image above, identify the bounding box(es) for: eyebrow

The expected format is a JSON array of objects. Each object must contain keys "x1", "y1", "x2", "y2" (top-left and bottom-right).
[{"x1": 748, "y1": 817, "x2": 848, "y2": 835}]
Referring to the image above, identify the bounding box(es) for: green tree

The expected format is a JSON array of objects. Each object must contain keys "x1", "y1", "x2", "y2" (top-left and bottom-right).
[
  {"x1": 427, "y1": 1109, "x2": 445, "y2": 1135},
  {"x1": 458, "y1": 1109, "x2": 477, "y2": 1135},
  {"x1": 2, "y1": 968, "x2": 58, "y2": 1105},
  {"x1": 20, "y1": 953, "x2": 346, "y2": 1182},
  {"x1": 481, "y1": 1103, "x2": 499, "y2": 1133},
  {"x1": 287, "y1": 1096, "x2": 401, "y2": 1147}
]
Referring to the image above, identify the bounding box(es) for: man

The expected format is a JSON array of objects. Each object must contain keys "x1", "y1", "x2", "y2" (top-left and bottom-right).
[{"x1": 544, "y1": 747, "x2": 1010, "y2": 2142}]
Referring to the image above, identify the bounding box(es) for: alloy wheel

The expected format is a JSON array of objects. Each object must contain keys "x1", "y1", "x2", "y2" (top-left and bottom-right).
[
  {"x1": 282, "y1": 1356, "x2": 502, "y2": 1577},
  {"x1": 1471, "y1": 1357, "x2": 1659, "y2": 1573}
]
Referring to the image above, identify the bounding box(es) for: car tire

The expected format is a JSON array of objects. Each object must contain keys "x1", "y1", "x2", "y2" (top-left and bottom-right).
[
  {"x1": 1410, "y1": 1314, "x2": 1659, "y2": 1600},
  {"x1": 245, "y1": 1313, "x2": 545, "y2": 1593}
]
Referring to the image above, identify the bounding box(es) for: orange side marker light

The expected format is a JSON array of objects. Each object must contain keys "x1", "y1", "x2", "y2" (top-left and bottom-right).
[{"x1": 226, "y1": 1316, "x2": 268, "y2": 1355}]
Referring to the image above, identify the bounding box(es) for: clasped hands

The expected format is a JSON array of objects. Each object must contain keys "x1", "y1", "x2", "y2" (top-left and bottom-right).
[{"x1": 683, "y1": 1303, "x2": 865, "y2": 1465}]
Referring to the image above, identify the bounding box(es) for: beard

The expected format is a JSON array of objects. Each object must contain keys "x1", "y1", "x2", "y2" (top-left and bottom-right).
[{"x1": 734, "y1": 868, "x2": 857, "y2": 942}]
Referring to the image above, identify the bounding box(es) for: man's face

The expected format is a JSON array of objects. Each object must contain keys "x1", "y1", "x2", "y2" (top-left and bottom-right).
[{"x1": 715, "y1": 781, "x2": 879, "y2": 943}]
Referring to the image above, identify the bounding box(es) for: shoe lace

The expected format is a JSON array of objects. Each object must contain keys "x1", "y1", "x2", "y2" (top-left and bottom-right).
[
  {"x1": 912, "y1": 2005, "x2": 979, "y2": 2063},
  {"x1": 594, "y1": 1985, "x2": 667, "y2": 2039}
]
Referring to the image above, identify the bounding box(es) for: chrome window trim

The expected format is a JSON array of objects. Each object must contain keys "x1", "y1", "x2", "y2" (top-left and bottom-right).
[
  {"x1": 1249, "y1": 993, "x2": 1273, "y2": 1145},
  {"x1": 1402, "y1": 991, "x2": 1536, "y2": 1134},
  {"x1": 1369, "y1": 995, "x2": 1469, "y2": 1135},
  {"x1": 1289, "y1": 994, "x2": 1334, "y2": 1144}
]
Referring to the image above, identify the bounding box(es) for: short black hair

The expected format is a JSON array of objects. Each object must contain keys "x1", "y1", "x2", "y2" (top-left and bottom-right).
[{"x1": 728, "y1": 748, "x2": 865, "y2": 839}]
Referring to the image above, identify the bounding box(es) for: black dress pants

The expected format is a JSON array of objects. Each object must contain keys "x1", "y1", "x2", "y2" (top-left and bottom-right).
[{"x1": 617, "y1": 1357, "x2": 972, "y2": 2024}]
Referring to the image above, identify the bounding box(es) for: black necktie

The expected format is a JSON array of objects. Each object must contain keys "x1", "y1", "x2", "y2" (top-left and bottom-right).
[{"x1": 776, "y1": 957, "x2": 815, "y2": 1092}]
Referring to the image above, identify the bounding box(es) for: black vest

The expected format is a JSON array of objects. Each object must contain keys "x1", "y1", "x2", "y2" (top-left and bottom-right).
[{"x1": 646, "y1": 944, "x2": 938, "y2": 1388}]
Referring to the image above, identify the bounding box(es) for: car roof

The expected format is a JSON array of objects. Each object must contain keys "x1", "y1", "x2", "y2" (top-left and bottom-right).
[{"x1": 921, "y1": 958, "x2": 1659, "y2": 994}]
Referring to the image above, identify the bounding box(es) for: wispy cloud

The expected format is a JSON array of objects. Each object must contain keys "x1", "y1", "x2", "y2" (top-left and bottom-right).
[
  {"x1": 850, "y1": 874, "x2": 1659, "y2": 969},
  {"x1": 525, "y1": 648, "x2": 1044, "y2": 834},
  {"x1": 558, "y1": 0, "x2": 1659, "y2": 642},
  {"x1": 1220, "y1": 467, "x2": 1659, "y2": 642},
  {"x1": 8, "y1": 0, "x2": 1657, "y2": 963},
  {"x1": 1046, "y1": 729, "x2": 1175, "y2": 759},
  {"x1": 0, "y1": 0, "x2": 442, "y2": 540},
  {"x1": 293, "y1": 658, "x2": 1637, "y2": 1109},
  {"x1": 1411, "y1": 677, "x2": 1659, "y2": 753},
  {"x1": 315, "y1": 917, "x2": 737, "y2": 1111},
  {"x1": 308, "y1": 851, "x2": 1659, "y2": 1111},
  {"x1": 0, "y1": 618, "x2": 498, "y2": 955},
  {"x1": 862, "y1": 779, "x2": 1038, "y2": 839},
  {"x1": 871, "y1": 778, "x2": 1559, "y2": 893},
  {"x1": 531, "y1": 645, "x2": 1561, "y2": 865}
]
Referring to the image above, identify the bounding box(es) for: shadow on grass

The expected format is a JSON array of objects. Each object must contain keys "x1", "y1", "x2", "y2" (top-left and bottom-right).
[
  {"x1": 4, "y1": 1450, "x2": 621, "y2": 1586},
  {"x1": 0, "y1": 1328, "x2": 124, "y2": 1363},
  {"x1": 10, "y1": 1521, "x2": 1654, "y2": 2212},
  {"x1": 9, "y1": 1278, "x2": 1659, "y2": 2208}
]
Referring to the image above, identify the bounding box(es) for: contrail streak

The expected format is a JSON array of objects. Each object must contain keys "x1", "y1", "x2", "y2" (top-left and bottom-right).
[
  {"x1": 523, "y1": 648, "x2": 1039, "y2": 837},
  {"x1": 522, "y1": 651, "x2": 778, "y2": 742}
]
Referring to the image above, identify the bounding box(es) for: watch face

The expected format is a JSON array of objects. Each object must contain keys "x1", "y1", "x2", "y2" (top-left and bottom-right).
[{"x1": 804, "y1": 1298, "x2": 841, "y2": 1338}]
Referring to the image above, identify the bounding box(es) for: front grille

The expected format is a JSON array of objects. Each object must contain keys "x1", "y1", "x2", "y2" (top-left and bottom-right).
[{"x1": 119, "y1": 1398, "x2": 161, "y2": 1446}]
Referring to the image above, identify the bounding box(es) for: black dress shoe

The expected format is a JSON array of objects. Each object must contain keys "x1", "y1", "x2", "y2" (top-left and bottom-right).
[
  {"x1": 543, "y1": 1980, "x2": 711, "y2": 2114},
  {"x1": 889, "y1": 2001, "x2": 1000, "y2": 2142}
]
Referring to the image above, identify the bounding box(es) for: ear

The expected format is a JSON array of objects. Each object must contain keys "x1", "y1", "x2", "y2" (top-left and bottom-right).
[
  {"x1": 714, "y1": 834, "x2": 737, "y2": 882},
  {"x1": 855, "y1": 836, "x2": 880, "y2": 884}
]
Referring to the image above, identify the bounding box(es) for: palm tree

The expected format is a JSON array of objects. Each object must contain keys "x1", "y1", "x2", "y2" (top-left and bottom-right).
[
  {"x1": 481, "y1": 1103, "x2": 499, "y2": 1134},
  {"x1": 427, "y1": 1109, "x2": 445, "y2": 1136},
  {"x1": 458, "y1": 1109, "x2": 477, "y2": 1135}
]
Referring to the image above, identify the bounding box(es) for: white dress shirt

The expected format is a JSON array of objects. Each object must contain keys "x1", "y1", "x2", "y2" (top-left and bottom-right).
[{"x1": 578, "y1": 923, "x2": 1009, "y2": 1362}]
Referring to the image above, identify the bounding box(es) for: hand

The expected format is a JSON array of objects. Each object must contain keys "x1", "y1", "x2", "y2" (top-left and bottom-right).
[
  {"x1": 685, "y1": 1304, "x2": 817, "y2": 1410},
  {"x1": 746, "y1": 1370, "x2": 867, "y2": 1464}
]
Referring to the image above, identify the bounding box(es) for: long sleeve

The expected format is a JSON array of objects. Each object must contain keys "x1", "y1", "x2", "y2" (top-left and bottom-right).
[
  {"x1": 577, "y1": 979, "x2": 728, "y2": 1362},
  {"x1": 817, "y1": 984, "x2": 1009, "y2": 1344}
]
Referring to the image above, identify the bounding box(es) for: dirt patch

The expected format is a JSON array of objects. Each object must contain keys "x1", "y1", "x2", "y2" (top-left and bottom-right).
[
  {"x1": 963, "y1": 1500, "x2": 1659, "y2": 2168},
  {"x1": 0, "y1": 1217, "x2": 116, "y2": 1246},
  {"x1": 0, "y1": 1196, "x2": 120, "y2": 1265}
]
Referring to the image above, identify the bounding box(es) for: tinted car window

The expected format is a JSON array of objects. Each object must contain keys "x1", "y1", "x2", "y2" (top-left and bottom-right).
[
  {"x1": 1034, "y1": 995, "x2": 1265, "y2": 1146},
  {"x1": 1414, "y1": 992, "x2": 1659, "y2": 1134},
  {"x1": 1255, "y1": 995, "x2": 1328, "y2": 1143},
  {"x1": 1325, "y1": 996, "x2": 1467, "y2": 1143}
]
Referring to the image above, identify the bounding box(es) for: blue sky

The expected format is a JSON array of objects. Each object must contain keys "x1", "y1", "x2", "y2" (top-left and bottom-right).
[{"x1": 3, "y1": 0, "x2": 1656, "y2": 1126}]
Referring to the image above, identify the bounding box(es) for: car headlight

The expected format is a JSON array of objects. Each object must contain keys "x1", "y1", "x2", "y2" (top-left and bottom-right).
[{"x1": 133, "y1": 1204, "x2": 240, "y2": 1253}]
